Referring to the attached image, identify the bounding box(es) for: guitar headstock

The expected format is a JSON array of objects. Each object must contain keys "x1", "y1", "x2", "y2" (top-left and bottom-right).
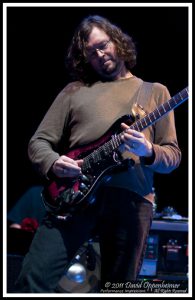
[{"x1": 131, "y1": 103, "x2": 147, "y2": 120}]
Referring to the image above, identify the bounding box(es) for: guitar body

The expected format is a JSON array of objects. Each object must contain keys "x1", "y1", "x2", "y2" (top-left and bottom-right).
[{"x1": 42, "y1": 114, "x2": 134, "y2": 217}]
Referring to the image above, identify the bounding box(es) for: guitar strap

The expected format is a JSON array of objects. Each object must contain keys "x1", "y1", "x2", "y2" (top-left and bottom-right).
[{"x1": 136, "y1": 81, "x2": 154, "y2": 111}]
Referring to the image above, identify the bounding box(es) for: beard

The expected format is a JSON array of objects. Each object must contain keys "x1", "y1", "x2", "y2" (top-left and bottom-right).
[
  {"x1": 99, "y1": 59, "x2": 125, "y2": 80},
  {"x1": 101, "y1": 59, "x2": 117, "y2": 74},
  {"x1": 95, "y1": 57, "x2": 117, "y2": 77},
  {"x1": 90, "y1": 53, "x2": 126, "y2": 81}
]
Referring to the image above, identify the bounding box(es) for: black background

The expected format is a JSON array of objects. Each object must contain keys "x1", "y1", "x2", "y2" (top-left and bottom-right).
[{"x1": 6, "y1": 5, "x2": 189, "y2": 216}]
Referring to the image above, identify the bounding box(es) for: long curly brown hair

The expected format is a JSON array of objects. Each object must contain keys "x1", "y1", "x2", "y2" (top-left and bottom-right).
[{"x1": 66, "y1": 15, "x2": 137, "y2": 84}]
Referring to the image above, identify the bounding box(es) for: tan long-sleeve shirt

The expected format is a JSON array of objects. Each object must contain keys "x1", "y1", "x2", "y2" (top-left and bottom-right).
[{"x1": 28, "y1": 76, "x2": 181, "y2": 200}]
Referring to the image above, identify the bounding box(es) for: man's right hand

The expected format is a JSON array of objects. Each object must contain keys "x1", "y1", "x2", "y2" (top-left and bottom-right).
[{"x1": 51, "y1": 155, "x2": 83, "y2": 178}]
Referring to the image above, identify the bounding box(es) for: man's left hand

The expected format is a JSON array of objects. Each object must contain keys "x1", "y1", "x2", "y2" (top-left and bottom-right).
[{"x1": 120, "y1": 122, "x2": 153, "y2": 157}]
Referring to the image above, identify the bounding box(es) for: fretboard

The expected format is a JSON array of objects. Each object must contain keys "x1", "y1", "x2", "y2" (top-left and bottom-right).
[{"x1": 130, "y1": 87, "x2": 188, "y2": 132}]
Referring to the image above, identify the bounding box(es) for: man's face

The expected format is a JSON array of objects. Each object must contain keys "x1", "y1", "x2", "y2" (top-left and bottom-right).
[{"x1": 86, "y1": 26, "x2": 125, "y2": 80}]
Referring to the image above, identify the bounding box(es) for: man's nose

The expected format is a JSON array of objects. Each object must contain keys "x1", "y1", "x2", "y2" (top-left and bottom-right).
[{"x1": 96, "y1": 49, "x2": 105, "y2": 57}]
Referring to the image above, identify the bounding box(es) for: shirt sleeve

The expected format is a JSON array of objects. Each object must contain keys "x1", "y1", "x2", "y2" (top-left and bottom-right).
[
  {"x1": 141, "y1": 83, "x2": 182, "y2": 173},
  {"x1": 28, "y1": 82, "x2": 80, "y2": 178}
]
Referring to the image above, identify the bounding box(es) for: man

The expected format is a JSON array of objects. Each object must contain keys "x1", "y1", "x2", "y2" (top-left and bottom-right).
[{"x1": 15, "y1": 15, "x2": 181, "y2": 293}]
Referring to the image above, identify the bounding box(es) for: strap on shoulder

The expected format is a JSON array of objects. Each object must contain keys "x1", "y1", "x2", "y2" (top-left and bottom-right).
[{"x1": 137, "y1": 81, "x2": 154, "y2": 110}]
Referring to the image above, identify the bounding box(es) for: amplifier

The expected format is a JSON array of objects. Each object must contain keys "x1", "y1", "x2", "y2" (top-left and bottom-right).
[
  {"x1": 139, "y1": 234, "x2": 159, "y2": 276},
  {"x1": 138, "y1": 219, "x2": 188, "y2": 280}
]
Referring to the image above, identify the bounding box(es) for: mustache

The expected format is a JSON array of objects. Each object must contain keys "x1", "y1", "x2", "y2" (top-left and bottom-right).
[{"x1": 99, "y1": 56, "x2": 113, "y2": 65}]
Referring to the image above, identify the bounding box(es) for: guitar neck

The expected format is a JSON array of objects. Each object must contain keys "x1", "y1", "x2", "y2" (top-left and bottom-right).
[{"x1": 130, "y1": 87, "x2": 188, "y2": 133}]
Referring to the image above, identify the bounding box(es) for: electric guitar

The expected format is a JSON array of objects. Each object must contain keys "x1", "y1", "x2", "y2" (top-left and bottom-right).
[{"x1": 42, "y1": 87, "x2": 188, "y2": 219}]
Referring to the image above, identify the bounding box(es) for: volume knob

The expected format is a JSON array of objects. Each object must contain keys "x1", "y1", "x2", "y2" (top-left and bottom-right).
[{"x1": 79, "y1": 182, "x2": 89, "y2": 194}]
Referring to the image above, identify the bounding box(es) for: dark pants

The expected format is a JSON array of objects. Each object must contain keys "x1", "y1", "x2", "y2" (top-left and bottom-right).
[{"x1": 14, "y1": 187, "x2": 153, "y2": 293}]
